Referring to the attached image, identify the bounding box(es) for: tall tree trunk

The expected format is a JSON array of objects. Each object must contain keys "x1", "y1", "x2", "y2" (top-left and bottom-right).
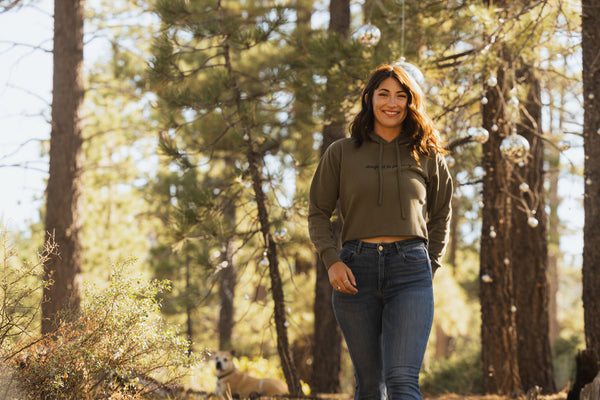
[
  {"x1": 247, "y1": 145, "x2": 301, "y2": 395},
  {"x1": 312, "y1": 130, "x2": 344, "y2": 395},
  {"x1": 311, "y1": 0, "x2": 349, "y2": 394},
  {"x1": 218, "y1": 238, "x2": 236, "y2": 350},
  {"x1": 42, "y1": 0, "x2": 85, "y2": 334},
  {"x1": 218, "y1": 170, "x2": 237, "y2": 351},
  {"x1": 218, "y1": 1, "x2": 300, "y2": 392},
  {"x1": 480, "y1": 61, "x2": 522, "y2": 395},
  {"x1": 546, "y1": 80, "x2": 567, "y2": 349},
  {"x1": 435, "y1": 324, "x2": 452, "y2": 359},
  {"x1": 511, "y1": 66, "x2": 555, "y2": 393},
  {"x1": 185, "y1": 253, "x2": 194, "y2": 354},
  {"x1": 582, "y1": 0, "x2": 600, "y2": 365}
]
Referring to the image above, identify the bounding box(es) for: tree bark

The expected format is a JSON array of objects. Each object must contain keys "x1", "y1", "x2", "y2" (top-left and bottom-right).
[
  {"x1": 184, "y1": 253, "x2": 194, "y2": 354},
  {"x1": 311, "y1": 0, "x2": 349, "y2": 394},
  {"x1": 218, "y1": 182, "x2": 237, "y2": 351},
  {"x1": 218, "y1": 0, "x2": 300, "y2": 391},
  {"x1": 582, "y1": 0, "x2": 600, "y2": 365},
  {"x1": 312, "y1": 129, "x2": 344, "y2": 391},
  {"x1": 218, "y1": 238, "x2": 236, "y2": 351},
  {"x1": 546, "y1": 82, "x2": 562, "y2": 348},
  {"x1": 480, "y1": 62, "x2": 522, "y2": 395},
  {"x1": 42, "y1": 0, "x2": 85, "y2": 334},
  {"x1": 511, "y1": 66, "x2": 555, "y2": 393},
  {"x1": 312, "y1": 255, "x2": 342, "y2": 393},
  {"x1": 435, "y1": 324, "x2": 452, "y2": 359},
  {"x1": 547, "y1": 135, "x2": 560, "y2": 350},
  {"x1": 247, "y1": 145, "x2": 301, "y2": 395}
]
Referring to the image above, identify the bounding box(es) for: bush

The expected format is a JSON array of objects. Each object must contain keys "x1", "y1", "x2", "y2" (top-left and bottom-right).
[
  {"x1": 0, "y1": 230, "x2": 53, "y2": 398},
  {"x1": 553, "y1": 334, "x2": 584, "y2": 390},
  {"x1": 420, "y1": 346, "x2": 483, "y2": 395},
  {"x1": 0, "y1": 231, "x2": 52, "y2": 351},
  {"x1": 11, "y1": 259, "x2": 197, "y2": 399}
]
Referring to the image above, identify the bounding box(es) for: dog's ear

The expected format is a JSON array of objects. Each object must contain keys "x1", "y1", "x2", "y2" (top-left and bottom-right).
[{"x1": 230, "y1": 349, "x2": 237, "y2": 357}]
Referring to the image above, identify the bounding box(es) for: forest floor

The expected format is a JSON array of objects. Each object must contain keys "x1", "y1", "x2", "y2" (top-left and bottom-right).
[
  {"x1": 158, "y1": 390, "x2": 571, "y2": 400},
  {"x1": 146, "y1": 385, "x2": 573, "y2": 400},
  {"x1": 311, "y1": 391, "x2": 570, "y2": 400},
  {"x1": 424, "y1": 392, "x2": 568, "y2": 400}
]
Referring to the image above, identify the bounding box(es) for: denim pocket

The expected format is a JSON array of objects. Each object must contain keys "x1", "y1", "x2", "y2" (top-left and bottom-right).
[
  {"x1": 402, "y1": 244, "x2": 428, "y2": 264},
  {"x1": 339, "y1": 246, "x2": 355, "y2": 264}
]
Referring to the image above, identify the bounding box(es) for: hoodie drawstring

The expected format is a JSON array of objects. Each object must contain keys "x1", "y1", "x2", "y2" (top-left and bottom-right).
[
  {"x1": 378, "y1": 141, "x2": 384, "y2": 205},
  {"x1": 377, "y1": 139, "x2": 407, "y2": 220},
  {"x1": 396, "y1": 142, "x2": 406, "y2": 219}
]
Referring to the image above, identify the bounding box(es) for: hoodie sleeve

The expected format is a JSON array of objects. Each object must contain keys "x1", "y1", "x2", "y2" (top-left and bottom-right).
[
  {"x1": 308, "y1": 143, "x2": 342, "y2": 269},
  {"x1": 426, "y1": 153, "x2": 453, "y2": 274}
]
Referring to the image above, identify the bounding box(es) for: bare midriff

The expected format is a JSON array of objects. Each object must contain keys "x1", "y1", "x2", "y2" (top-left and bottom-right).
[{"x1": 360, "y1": 236, "x2": 416, "y2": 243}]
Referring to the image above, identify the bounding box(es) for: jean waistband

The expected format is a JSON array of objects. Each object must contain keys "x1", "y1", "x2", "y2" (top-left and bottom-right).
[{"x1": 343, "y1": 238, "x2": 426, "y2": 254}]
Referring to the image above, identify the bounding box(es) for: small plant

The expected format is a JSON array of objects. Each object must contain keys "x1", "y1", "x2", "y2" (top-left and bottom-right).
[
  {"x1": 0, "y1": 231, "x2": 55, "y2": 398},
  {"x1": 0, "y1": 231, "x2": 54, "y2": 351},
  {"x1": 420, "y1": 346, "x2": 483, "y2": 395},
  {"x1": 11, "y1": 258, "x2": 198, "y2": 399}
]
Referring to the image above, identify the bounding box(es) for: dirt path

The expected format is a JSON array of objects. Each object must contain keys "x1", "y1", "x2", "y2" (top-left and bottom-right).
[{"x1": 424, "y1": 392, "x2": 568, "y2": 400}]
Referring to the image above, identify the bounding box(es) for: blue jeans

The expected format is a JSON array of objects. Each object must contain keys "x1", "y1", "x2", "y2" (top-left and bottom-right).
[{"x1": 332, "y1": 239, "x2": 434, "y2": 400}]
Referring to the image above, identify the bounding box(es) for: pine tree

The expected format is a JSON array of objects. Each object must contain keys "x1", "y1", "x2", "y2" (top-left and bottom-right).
[
  {"x1": 149, "y1": 0, "x2": 303, "y2": 393},
  {"x1": 310, "y1": 0, "x2": 349, "y2": 393},
  {"x1": 42, "y1": 0, "x2": 85, "y2": 334},
  {"x1": 511, "y1": 63, "x2": 555, "y2": 393},
  {"x1": 479, "y1": 48, "x2": 522, "y2": 394},
  {"x1": 471, "y1": 0, "x2": 587, "y2": 393},
  {"x1": 414, "y1": 0, "x2": 573, "y2": 392},
  {"x1": 582, "y1": 0, "x2": 600, "y2": 367}
]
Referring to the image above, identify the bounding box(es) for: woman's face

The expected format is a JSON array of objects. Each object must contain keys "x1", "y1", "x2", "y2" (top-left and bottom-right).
[{"x1": 371, "y1": 77, "x2": 408, "y2": 136}]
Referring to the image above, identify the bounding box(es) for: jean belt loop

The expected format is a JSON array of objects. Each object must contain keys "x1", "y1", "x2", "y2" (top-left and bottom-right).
[
  {"x1": 356, "y1": 241, "x2": 363, "y2": 254},
  {"x1": 394, "y1": 241, "x2": 402, "y2": 254}
]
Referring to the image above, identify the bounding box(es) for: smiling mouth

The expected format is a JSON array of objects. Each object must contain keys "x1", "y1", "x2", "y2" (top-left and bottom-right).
[{"x1": 383, "y1": 111, "x2": 400, "y2": 117}]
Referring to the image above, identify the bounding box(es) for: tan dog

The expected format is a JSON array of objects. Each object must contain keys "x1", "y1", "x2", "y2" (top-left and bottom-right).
[{"x1": 214, "y1": 350, "x2": 288, "y2": 398}]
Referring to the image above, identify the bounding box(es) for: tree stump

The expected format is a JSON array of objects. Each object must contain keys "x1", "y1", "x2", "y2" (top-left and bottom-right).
[
  {"x1": 567, "y1": 350, "x2": 599, "y2": 400},
  {"x1": 580, "y1": 372, "x2": 600, "y2": 400}
]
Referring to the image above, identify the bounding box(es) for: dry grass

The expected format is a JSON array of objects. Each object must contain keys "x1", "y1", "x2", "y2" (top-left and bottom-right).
[{"x1": 424, "y1": 390, "x2": 569, "y2": 400}]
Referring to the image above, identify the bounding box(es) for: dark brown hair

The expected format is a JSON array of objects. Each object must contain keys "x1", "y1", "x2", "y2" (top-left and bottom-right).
[{"x1": 349, "y1": 64, "x2": 447, "y2": 163}]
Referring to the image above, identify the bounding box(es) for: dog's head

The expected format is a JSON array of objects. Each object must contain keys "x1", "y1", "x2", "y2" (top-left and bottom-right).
[{"x1": 214, "y1": 350, "x2": 236, "y2": 375}]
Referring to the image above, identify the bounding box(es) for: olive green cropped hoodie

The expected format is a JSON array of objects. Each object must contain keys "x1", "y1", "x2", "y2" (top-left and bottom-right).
[{"x1": 308, "y1": 132, "x2": 453, "y2": 273}]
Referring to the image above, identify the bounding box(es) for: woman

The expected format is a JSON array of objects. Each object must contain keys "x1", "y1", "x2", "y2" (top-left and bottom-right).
[{"x1": 308, "y1": 64, "x2": 453, "y2": 400}]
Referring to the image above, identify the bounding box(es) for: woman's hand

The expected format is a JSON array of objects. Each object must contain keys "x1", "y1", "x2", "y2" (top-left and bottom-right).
[{"x1": 328, "y1": 261, "x2": 358, "y2": 294}]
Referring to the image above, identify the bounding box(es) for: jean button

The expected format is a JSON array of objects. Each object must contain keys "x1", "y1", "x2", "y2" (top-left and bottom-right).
[{"x1": 378, "y1": 245, "x2": 383, "y2": 251}]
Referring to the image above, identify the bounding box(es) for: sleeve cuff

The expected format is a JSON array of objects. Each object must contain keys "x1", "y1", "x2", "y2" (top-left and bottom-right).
[
  {"x1": 430, "y1": 257, "x2": 441, "y2": 276},
  {"x1": 322, "y1": 248, "x2": 341, "y2": 270}
]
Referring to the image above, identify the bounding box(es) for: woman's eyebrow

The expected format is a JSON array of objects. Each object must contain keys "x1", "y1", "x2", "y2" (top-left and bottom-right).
[{"x1": 376, "y1": 88, "x2": 407, "y2": 94}]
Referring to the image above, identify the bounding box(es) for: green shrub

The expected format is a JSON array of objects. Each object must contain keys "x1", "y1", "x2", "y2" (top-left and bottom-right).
[
  {"x1": 12, "y1": 259, "x2": 197, "y2": 399},
  {"x1": 0, "y1": 231, "x2": 52, "y2": 350},
  {"x1": 420, "y1": 346, "x2": 483, "y2": 395},
  {"x1": 0, "y1": 231, "x2": 55, "y2": 398},
  {"x1": 553, "y1": 333, "x2": 584, "y2": 390}
]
